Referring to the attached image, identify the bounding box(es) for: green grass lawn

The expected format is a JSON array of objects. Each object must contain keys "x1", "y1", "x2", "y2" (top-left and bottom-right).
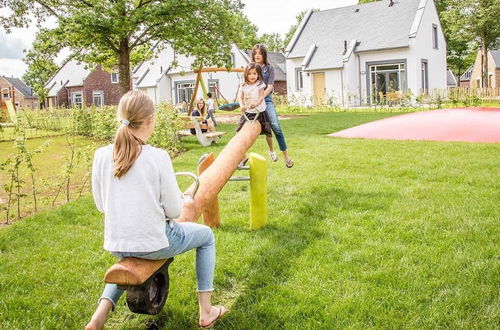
[{"x1": 0, "y1": 112, "x2": 499, "y2": 329}]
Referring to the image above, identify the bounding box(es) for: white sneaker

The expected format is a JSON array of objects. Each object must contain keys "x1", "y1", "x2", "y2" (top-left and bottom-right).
[{"x1": 269, "y1": 151, "x2": 278, "y2": 162}]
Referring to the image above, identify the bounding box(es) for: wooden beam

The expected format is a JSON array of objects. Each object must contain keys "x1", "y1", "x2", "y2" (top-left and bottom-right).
[
  {"x1": 177, "y1": 121, "x2": 262, "y2": 224},
  {"x1": 194, "y1": 67, "x2": 245, "y2": 73}
]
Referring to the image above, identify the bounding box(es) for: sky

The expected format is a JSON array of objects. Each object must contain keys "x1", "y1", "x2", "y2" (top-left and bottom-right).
[{"x1": 0, "y1": 0, "x2": 358, "y2": 80}]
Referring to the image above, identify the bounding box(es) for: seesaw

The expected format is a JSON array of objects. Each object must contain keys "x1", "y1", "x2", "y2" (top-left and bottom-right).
[{"x1": 103, "y1": 120, "x2": 267, "y2": 314}]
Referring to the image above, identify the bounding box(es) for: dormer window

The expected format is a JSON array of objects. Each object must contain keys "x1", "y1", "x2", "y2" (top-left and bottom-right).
[{"x1": 111, "y1": 72, "x2": 119, "y2": 83}]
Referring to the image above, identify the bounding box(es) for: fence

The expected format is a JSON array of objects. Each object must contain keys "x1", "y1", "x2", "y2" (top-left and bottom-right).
[{"x1": 421, "y1": 87, "x2": 500, "y2": 103}]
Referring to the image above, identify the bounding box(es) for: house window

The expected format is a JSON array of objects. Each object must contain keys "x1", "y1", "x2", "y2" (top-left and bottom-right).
[
  {"x1": 93, "y1": 91, "x2": 104, "y2": 106},
  {"x1": 368, "y1": 61, "x2": 407, "y2": 103},
  {"x1": 476, "y1": 78, "x2": 481, "y2": 88},
  {"x1": 489, "y1": 74, "x2": 493, "y2": 88},
  {"x1": 421, "y1": 60, "x2": 428, "y2": 91},
  {"x1": 2, "y1": 88, "x2": 10, "y2": 99},
  {"x1": 295, "y1": 68, "x2": 303, "y2": 91},
  {"x1": 175, "y1": 80, "x2": 195, "y2": 107},
  {"x1": 231, "y1": 53, "x2": 236, "y2": 66},
  {"x1": 111, "y1": 72, "x2": 119, "y2": 83},
  {"x1": 71, "y1": 92, "x2": 83, "y2": 107},
  {"x1": 208, "y1": 79, "x2": 220, "y2": 97},
  {"x1": 432, "y1": 24, "x2": 438, "y2": 49}
]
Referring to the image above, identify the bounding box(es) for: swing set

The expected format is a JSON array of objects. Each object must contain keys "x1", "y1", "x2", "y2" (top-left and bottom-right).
[{"x1": 187, "y1": 67, "x2": 244, "y2": 115}]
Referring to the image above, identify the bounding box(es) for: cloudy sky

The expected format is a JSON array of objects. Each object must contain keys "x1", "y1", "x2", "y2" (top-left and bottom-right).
[{"x1": 0, "y1": 0, "x2": 358, "y2": 79}]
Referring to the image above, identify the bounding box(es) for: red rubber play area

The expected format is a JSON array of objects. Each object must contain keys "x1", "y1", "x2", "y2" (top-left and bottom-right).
[{"x1": 329, "y1": 108, "x2": 500, "y2": 143}]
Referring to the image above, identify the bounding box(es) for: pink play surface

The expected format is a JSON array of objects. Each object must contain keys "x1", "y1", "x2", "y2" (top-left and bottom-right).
[{"x1": 329, "y1": 108, "x2": 500, "y2": 143}]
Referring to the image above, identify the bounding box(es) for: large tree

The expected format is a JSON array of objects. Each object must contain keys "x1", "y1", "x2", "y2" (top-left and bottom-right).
[
  {"x1": 22, "y1": 29, "x2": 58, "y2": 105},
  {"x1": 258, "y1": 33, "x2": 284, "y2": 52},
  {"x1": 443, "y1": 0, "x2": 500, "y2": 87},
  {"x1": 1, "y1": 0, "x2": 245, "y2": 94}
]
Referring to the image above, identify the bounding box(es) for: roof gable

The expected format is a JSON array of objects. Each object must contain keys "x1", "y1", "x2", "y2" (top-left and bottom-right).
[
  {"x1": 46, "y1": 60, "x2": 91, "y2": 97},
  {"x1": 2, "y1": 76, "x2": 36, "y2": 98},
  {"x1": 287, "y1": 0, "x2": 421, "y2": 69}
]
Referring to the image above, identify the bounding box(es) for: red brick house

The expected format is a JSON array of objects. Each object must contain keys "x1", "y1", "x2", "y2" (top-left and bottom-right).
[
  {"x1": 0, "y1": 76, "x2": 38, "y2": 109},
  {"x1": 46, "y1": 60, "x2": 123, "y2": 108}
]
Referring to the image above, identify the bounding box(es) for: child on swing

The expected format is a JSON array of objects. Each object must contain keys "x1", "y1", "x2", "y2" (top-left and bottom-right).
[
  {"x1": 86, "y1": 91, "x2": 227, "y2": 330},
  {"x1": 236, "y1": 62, "x2": 272, "y2": 137}
]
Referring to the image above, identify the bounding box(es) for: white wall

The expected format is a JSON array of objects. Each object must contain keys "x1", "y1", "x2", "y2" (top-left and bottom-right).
[{"x1": 409, "y1": 0, "x2": 447, "y2": 91}]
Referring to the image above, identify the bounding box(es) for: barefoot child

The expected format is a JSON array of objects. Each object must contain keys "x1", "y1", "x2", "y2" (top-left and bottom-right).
[
  {"x1": 86, "y1": 91, "x2": 227, "y2": 330},
  {"x1": 236, "y1": 62, "x2": 272, "y2": 138}
]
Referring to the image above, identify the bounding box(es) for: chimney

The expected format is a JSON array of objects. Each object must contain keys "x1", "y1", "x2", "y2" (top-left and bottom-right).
[{"x1": 389, "y1": 0, "x2": 394, "y2": 7}]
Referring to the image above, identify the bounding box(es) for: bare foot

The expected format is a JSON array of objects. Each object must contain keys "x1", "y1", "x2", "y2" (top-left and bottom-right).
[
  {"x1": 85, "y1": 318, "x2": 104, "y2": 330},
  {"x1": 199, "y1": 305, "x2": 228, "y2": 328}
]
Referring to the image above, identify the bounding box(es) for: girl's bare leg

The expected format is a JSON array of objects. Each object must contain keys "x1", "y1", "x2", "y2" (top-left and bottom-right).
[
  {"x1": 85, "y1": 299, "x2": 113, "y2": 330},
  {"x1": 198, "y1": 291, "x2": 228, "y2": 327}
]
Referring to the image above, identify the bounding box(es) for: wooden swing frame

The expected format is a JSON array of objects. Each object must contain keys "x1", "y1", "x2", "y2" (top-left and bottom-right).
[{"x1": 187, "y1": 67, "x2": 244, "y2": 115}]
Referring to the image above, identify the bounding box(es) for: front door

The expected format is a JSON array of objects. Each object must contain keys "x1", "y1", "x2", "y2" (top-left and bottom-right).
[{"x1": 313, "y1": 72, "x2": 326, "y2": 106}]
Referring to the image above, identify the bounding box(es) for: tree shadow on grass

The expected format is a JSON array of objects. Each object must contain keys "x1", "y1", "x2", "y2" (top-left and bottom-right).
[
  {"x1": 215, "y1": 185, "x2": 396, "y2": 329},
  {"x1": 146, "y1": 185, "x2": 395, "y2": 329}
]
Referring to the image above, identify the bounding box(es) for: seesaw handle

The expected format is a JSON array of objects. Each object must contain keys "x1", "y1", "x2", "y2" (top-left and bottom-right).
[{"x1": 175, "y1": 172, "x2": 200, "y2": 198}]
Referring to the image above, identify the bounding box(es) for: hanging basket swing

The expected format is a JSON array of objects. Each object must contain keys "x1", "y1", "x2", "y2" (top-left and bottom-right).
[{"x1": 214, "y1": 84, "x2": 240, "y2": 111}]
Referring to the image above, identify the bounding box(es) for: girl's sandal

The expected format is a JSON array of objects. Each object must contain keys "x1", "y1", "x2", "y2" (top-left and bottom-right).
[
  {"x1": 199, "y1": 306, "x2": 228, "y2": 329},
  {"x1": 285, "y1": 158, "x2": 294, "y2": 168}
]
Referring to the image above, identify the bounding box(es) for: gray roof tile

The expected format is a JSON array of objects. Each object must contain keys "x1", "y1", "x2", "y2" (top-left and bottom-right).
[
  {"x1": 2, "y1": 76, "x2": 37, "y2": 98},
  {"x1": 288, "y1": 0, "x2": 420, "y2": 69}
]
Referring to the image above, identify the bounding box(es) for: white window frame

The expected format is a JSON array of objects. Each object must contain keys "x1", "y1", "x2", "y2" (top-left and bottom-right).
[
  {"x1": 2, "y1": 88, "x2": 10, "y2": 99},
  {"x1": 71, "y1": 91, "x2": 83, "y2": 107},
  {"x1": 111, "y1": 72, "x2": 119, "y2": 84},
  {"x1": 432, "y1": 24, "x2": 438, "y2": 49},
  {"x1": 295, "y1": 68, "x2": 303, "y2": 91},
  {"x1": 92, "y1": 90, "x2": 104, "y2": 106}
]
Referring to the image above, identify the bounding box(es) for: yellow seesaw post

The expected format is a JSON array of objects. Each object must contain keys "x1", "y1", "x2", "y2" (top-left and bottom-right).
[{"x1": 249, "y1": 152, "x2": 267, "y2": 230}]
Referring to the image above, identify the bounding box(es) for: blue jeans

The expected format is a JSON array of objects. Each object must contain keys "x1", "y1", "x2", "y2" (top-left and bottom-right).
[
  {"x1": 265, "y1": 97, "x2": 287, "y2": 151},
  {"x1": 100, "y1": 221, "x2": 215, "y2": 308},
  {"x1": 207, "y1": 109, "x2": 217, "y2": 126}
]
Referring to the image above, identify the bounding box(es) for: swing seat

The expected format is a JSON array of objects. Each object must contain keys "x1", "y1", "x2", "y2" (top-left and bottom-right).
[{"x1": 218, "y1": 102, "x2": 240, "y2": 111}]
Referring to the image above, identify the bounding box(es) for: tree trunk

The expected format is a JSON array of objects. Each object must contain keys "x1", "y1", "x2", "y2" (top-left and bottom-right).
[
  {"x1": 481, "y1": 40, "x2": 489, "y2": 88},
  {"x1": 118, "y1": 38, "x2": 132, "y2": 94}
]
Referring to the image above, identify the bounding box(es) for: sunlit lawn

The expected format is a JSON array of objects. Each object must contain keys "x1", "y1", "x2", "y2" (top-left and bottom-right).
[{"x1": 0, "y1": 111, "x2": 498, "y2": 329}]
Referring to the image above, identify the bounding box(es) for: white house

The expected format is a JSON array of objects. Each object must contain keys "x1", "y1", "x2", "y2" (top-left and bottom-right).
[
  {"x1": 285, "y1": 0, "x2": 447, "y2": 106},
  {"x1": 133, "y1": 44, "x2": 287, "y2": 109}
]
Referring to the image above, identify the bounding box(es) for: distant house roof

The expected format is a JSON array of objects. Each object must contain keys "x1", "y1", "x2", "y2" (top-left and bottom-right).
[
  {"x1": 490, "y1": 48, "x2": 500, "y2": 68},
  {"x1": 460, "y1": 65, "x2": 473, "y2": 82},
  {"x1": 447, "y1": 69, "x2": 457, "y2": 87},
  {"x1": 287, "y1": 0, "x2": 423, "y2": 70},
  {"x1": 243, "y1": 50, "x2": 286, "y2": 81},
  {"x1": 45, "y1": 60, "x2": 91, "y2": 97},
  {"x1": 2, "y1": 76, "x2": 37, "y2": 98}
]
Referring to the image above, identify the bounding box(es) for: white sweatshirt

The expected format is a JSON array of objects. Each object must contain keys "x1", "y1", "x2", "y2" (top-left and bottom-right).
[{"x1": 92, "y1": 144, "x2": 184, "y2": 252}]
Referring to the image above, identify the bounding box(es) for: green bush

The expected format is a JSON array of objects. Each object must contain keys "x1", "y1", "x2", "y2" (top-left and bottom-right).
[{"x1": 149, "y1": 103, "x2": 183, "y2": 154}]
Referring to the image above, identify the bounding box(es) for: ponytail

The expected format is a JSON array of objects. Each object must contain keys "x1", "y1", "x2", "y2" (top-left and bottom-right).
[{"x1": 113, "y1": 91, "x2": 155, "y2": 178}]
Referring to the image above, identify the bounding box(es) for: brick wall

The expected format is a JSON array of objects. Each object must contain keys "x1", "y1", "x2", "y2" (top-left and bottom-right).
[
  {"x1": 0, "y1": 76, "x2": 38, "y2": 109},
  {"x1": 84, "y1": 65, "x2": 123, "y2": 106},
  {"x1": 274, "y1": 81, "x2": 287, "y2": 95},
  {"x1": 470, "y1": 50, "x2": 498, "y2": 88}
]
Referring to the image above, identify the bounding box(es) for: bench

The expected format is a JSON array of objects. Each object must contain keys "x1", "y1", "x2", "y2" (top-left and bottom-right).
[{"x1": 179, "y1": 116, "x2": 226, "y2": 146}]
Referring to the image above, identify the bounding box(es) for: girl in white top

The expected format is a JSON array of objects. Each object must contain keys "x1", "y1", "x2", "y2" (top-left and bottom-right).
[
  {"x1": 236, "y1": 62, "x2": 272, "y2": 136},
  {"x1": 86, "y1": 91, "x2": 227, "y2": 330}
]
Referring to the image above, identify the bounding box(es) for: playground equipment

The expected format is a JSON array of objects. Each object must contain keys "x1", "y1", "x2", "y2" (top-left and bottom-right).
[
  {"x1": 104, "y1": 172, "x2": 199, "y2": 315},
  {"x1": 188, "y1": 67, "x2": 243, "y2": 114},
  {"x1": 178, "y1": 116, "x2": 226, "y2": 146},
  {"x1": 104, "y1": 120, "x2": 267, "y2": 315}
]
